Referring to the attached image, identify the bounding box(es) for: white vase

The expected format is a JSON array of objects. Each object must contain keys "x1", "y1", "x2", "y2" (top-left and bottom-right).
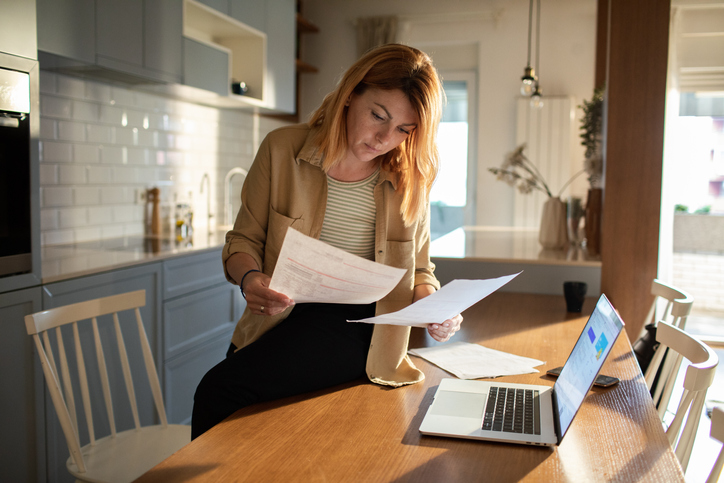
[{"x1": 539, "y1": 197, "x2": 568, "y2": 249}]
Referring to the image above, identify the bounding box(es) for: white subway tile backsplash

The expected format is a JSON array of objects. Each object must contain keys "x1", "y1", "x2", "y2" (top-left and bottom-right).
[
  {"x1": 74, "y1": 187, "x2": 101, "y2": 205},
  {"x1": 112, "y1": 166, "x2": 137, "y2": 184},
  {"x1": 127, "y1": 147, "x2": 149, "y2": 165},
  {"x1": 39, "y1": 72, "x2": 56, "y2": 94},
  {"x1": 40, "y1": 209, "x2": 59, "y2": 231},
  {"x1": 113, "y1": 205, "x2": 137, "y2": 223},
  {"x1": 110, "y1": 86, "x2": 135, "y2": 107},
  {"x1": 88, "y1": 206, "x2": 113, "y2": 225},
  {"x1": 58, "y1": 121, "x2": 86, "y2": 142},
  {"x1": 86, "y1": 124, "x2": 113, "y2": 144},
  {"x1": 85, "y1": 82, "x2": 112, "y2": 104},
  {"x1": 57, "y1": 76, "x2": 86, "y2": 99},
  {"x1": 58, "y1": 207, "x2": 88, "y2": 228},
  {"x1": 100, "y1": 104, "x2": 125, "y2": 125},
  {"x1": 39, "y1": 72, "x2": 288, "y2": 245},
  {"x1": 101, "y1": 225, "x2": 125, "y2": 239},
  {"x1": 101, "y1": 186, "x2": 128, "y2": 205},
  {"x1": 40, "y1": 119, "x2": 57, "y2": 140},
  {"x1": 87, "y1": 166, "x2": 112, "y2": 184},
  {"x1": 72, "y1": 100, "x2": 101, "y2": 122},
  {"x1": 44, "y1": 229, "x2": 75, "y2": 246},
  {"x1": 41, "y1": 95, "x2": 72, "y2": 118},
  {"x1": 74, "y1": 226, "x2": 103, "y2": 243},
  {"x1": 58, "y1": 165, "x2": 87, "y2": 185},
  {"x1": 42, "y1": 187, "x2": 74, "y2": 207},
  {"x1": 114, "y1": 126, "x2": 136, "y2": 146},
  {"x1": 100, "y1": 145, "x2": 125, "y2": 164},
  {"x1": 39, "y1": 164, "x2": 58, "y2": 185},
  {"x1": 75, "y1": 144, "x2": 101, "y2": 163}
]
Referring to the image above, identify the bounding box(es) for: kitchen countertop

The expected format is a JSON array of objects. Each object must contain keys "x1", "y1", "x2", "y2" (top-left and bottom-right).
[
  {"x1": 42, "y1": 225, "x2": 600, "y2": 285},
  {"x1": 41, "y1": 228, "x2": 229, "y2": 284},
  {"x1": 430, "y1": 226, "x2": 601, "y2": 266}
]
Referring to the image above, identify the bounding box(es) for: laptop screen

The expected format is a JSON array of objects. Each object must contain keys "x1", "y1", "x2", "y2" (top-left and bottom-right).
[{"x1": 553, "y1": 294, "x2": 625, "y2": 441}]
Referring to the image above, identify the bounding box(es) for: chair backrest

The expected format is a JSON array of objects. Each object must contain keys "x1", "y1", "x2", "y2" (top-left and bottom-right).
[
  {"x1": 654, "y1": 321, "x2": 718, "y2": 472},
  {"x1": 643, "y1": 279, "x2": 694, "y2": 331},
  {"x1": 708, "y1": 406, "x2": 724, "y2": 483},
  {"x1": 24, "y1": 290, "x2": 167, "y2": 474},
  {"x1": 643, "y1": 279, "x2": 695, "y2": 417}
]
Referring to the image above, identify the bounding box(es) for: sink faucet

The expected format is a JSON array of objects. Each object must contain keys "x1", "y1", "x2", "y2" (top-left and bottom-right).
[
  {"x1": 200, "y1": 173, "x2": 213, "y2": 227},
  {"x1": 224, "y1": 167, "x2": 248, "y2": 226}
]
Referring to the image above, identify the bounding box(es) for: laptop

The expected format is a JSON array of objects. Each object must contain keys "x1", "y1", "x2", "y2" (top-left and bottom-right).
[{"x1": 419, "y1": 293, "x2": 625, "y2": 446}]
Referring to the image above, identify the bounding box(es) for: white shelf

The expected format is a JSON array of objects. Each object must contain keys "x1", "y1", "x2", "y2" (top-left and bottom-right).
[{"x1": 183, "y1": 0, "x2": 266, "y2": 104}]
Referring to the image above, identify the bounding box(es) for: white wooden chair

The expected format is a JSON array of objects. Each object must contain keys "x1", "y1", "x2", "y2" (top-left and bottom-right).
[
  {"x1": 25, "y1": 290, "x2": 190, "y2": 483},
  {"x1": 652, "y1": 321, "x2": 718, "y2": 472},
  {"x1": 642, "y1": 279, "x2": 695, "y2": 419},
  {"x1": 708, "y1": 406, "x2": 724, "y2": 483}
]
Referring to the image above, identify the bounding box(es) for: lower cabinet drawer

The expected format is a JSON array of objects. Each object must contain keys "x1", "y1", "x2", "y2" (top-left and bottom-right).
[
  {"x1": 163, "y1": 333, "x2": 232, "y2": 425},
  {"x1": 163, "y1": 282, "x2": 243, "y2": 359}
]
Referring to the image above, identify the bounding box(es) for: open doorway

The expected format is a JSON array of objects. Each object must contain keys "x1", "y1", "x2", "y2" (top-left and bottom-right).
[
  {"x1": 430, "y1": 71, "x2": 477, "y2": 240},
  {"x1": 660, "y1": 3, "x2": 724, "y2": 480}
]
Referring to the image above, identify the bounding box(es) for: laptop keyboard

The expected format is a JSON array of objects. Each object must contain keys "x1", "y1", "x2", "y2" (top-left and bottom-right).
[{"x1": 482, "y1": 387, "x2": 541, "y2": 435}]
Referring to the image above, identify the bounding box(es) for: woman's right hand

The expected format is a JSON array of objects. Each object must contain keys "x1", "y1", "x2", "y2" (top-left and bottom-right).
[{"x1": 241, "y1": 270, "x2": 295, "y2": 316}]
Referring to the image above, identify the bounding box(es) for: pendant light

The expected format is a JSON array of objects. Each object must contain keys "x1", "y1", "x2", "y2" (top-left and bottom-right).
[
  {"x1": 520, "y1": 0, "x2": 536, "y2": 96},
  {"x1": 530, "y1": 0, "x2": 543, "y2": 109}
]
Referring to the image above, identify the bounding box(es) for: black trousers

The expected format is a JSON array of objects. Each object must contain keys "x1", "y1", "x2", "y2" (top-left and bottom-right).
[{"x1": 191, "y1": 302, "x2": 375, "y2": 439}]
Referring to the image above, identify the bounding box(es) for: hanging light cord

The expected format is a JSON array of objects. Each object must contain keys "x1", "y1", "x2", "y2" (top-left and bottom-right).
[
  {"x1": 535, "y1": 0, "x2": 540, "y2": 82},
  {"x1": 526, "y1": 0, "x2": 534, "y2": 68}
]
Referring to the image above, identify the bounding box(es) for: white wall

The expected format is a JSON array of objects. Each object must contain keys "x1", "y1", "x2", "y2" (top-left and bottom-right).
[{"x1": 300, "y1": 0, "x2": 596, "y2": 226}]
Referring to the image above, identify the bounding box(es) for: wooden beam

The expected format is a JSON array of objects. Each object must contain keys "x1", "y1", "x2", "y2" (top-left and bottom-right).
[{"x1": 600, "y1": 0, "x2": 670, "y2": 340}]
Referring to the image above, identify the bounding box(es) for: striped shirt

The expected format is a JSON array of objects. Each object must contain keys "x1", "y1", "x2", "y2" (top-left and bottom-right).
[{"x1": 319, "y1": 168, "x2": 379, "y2": 260}]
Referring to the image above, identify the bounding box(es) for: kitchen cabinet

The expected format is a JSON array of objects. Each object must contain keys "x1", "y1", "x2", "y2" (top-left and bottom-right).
[
  {"x1": 162, "y1": 249, "x2": 242, "y2": 424},
  {"x1": 41, "y1": 263, "x2": 163, "y2": 483},
  {"x1": 229, "y1": 0, "x2": 267, "y2": 37},
  {"x1": 96, "y1": 0, "x2": 183, "y2": 84},
  {"x1": 36, "y1": 0, "x2": 95, "y2": 64},
  {"x1": 0, "y1": 0, "x2": 37, "y2": 60},
  {"x1": 183, "y1": 0, "x2": 267, "y2": 106},
  {"x1": 264, "y1": 0, "x2": 296, "y2": 114},
  {"x1": 0, "y1": 287, "x2": 44, "y2": 483},
  {"x1": 37, "y1": 0, "x2": 182, "y2": 85}
]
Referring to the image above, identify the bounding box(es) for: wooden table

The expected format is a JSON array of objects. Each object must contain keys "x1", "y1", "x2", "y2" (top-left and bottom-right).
[{"x1": 135, "y1": 292, "x2": 684, "y2": 482}]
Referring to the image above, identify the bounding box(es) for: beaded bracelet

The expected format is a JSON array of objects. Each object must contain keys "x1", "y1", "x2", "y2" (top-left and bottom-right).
[{"x1": 239, "y1": 269, "x2": 260, "y2": 299}]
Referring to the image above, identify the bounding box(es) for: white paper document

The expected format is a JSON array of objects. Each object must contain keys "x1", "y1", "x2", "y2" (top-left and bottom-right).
[
  {"x1": 408, "y1": 342, "x2": 544, "y2": 379},
  {"x1": 348, "y1": 273, "x2": 520, "y2": 327},
  {"x1": 268, "y1": 227, "x2": 406, "y2": 304}
]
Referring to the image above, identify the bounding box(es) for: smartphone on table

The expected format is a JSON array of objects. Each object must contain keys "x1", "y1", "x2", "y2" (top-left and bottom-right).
[{"x1": 546, "y1": 366, "x2": 620, "y2": 387}]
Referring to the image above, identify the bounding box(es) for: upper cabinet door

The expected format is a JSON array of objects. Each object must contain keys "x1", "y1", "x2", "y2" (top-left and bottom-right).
[
  {"x1": 264, "y1": 0, "x2": 295, "y2": 113},
  {"x1": 229, "y1": 0, "x2": 266, "y2": 33},
  {"x1": 145, "y1": 0, "x2": 184, "y2": 83},
  {"x1": 96, "y1": 0, "x2": 144, "y2": 68},
  {"x1": 197, "y1": 0, "x2": 230, "y2": 16},
  {"x1": 0, "y1": 0, "x2": 37, "y2": 60},
  {"x1": 36, "y1": 0, "x2": 95, "y2": 63}
]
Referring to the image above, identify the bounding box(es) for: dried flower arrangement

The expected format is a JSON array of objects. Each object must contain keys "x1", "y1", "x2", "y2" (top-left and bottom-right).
[{"x1": 489, "y1": 144, "x2": 585, "y2": 198}]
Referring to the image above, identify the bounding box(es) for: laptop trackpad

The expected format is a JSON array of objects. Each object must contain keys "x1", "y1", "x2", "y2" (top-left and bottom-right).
[{"x1": 430, "y1": 390, "x2": 486, "y2": 419}]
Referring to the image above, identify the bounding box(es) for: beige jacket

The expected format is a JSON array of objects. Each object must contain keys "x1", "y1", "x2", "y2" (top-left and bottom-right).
[{"x1": 222, "y1": 123, "x2": 440, "y2": 387}]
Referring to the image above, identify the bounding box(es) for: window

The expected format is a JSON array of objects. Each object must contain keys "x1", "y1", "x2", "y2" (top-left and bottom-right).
[{"x1": 430, "y1": 73, "x2": 476, "y2": 239}]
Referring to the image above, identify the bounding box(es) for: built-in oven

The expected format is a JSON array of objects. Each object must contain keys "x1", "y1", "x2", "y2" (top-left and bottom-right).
[{"x1": 0, "y1": 64, "x2": 33, "y2": 278}]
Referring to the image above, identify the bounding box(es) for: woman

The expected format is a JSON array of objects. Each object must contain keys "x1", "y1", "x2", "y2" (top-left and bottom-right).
[{"x1": 192, "y1": 44, "x2": 463, "y2": 439}]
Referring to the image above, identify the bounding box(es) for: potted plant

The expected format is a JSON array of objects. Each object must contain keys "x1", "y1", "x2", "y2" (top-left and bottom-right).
[{"x1": 579, "y1": 87, "x2": 605, "y2": 255}]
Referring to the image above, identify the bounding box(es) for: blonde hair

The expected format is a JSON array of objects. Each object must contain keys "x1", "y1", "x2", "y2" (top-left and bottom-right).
[{"x1": 309, "y1": 44, "x2": 443, "y2": 226}]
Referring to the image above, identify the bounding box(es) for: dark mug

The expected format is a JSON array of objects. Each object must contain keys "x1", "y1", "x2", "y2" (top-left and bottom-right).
[{"x1": 563, "y1": 281, "x2": 587, "y2": 312}]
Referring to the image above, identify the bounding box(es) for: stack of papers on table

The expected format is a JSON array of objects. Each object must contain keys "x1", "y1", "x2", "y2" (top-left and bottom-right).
[{"x1": 408, "y1": 342, "x2": 544, "y2": 379}]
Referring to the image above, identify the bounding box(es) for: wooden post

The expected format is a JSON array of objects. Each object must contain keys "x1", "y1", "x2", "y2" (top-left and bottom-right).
[{"x1": 600, "y1": 0, "x2": 671, "y2": 340}]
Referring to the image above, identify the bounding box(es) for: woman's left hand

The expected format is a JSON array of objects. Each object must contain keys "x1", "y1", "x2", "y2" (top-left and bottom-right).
[{"x1": 428, "y1": 314, "x2": 463, "y2": 342}]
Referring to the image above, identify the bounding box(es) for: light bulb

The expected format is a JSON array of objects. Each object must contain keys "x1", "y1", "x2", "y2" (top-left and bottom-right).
[
  {"x1": 530, "y1": 85, "x2": 543, "y2": 109},
  {"x1": 520, "y1": 67, "x2": 536, "y2": 96}
]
